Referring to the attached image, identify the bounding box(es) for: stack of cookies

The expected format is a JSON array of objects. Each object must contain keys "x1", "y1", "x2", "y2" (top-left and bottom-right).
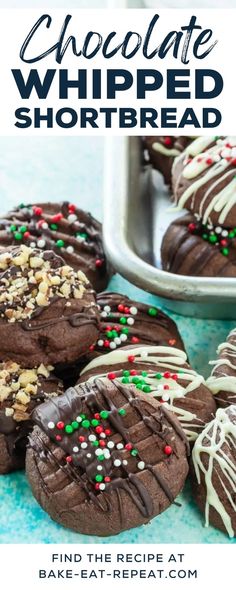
[{"x1": 145, "y1": 136, "x2": 236, "y2": 278}]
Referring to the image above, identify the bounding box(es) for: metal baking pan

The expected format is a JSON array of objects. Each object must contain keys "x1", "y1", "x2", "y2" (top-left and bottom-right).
[{"x1": 103, "y1": 136, "x2": 236, "y2": 319}]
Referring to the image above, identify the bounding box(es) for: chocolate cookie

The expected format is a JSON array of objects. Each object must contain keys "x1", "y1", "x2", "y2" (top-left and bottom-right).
[
  {"x1": 79, "y1": 345, "x2": 216, "y2": 442},
  {"x1": 0, "y1": 245, "x2": 99, "y2": 367},
  {"x1": 0, "y1": 202, "x2": 111, "y2": 292},
  {"x1": 172, "y1": 136, "x2": 236, "y2": 227},
  {"x1": 191, "y1": 405, "x2": 236, "y2": 538},
  {"x1": 206, "y1": 328, "x2": 236, "y2": 407},
  {"x1": 0, "y1": 361, "x2": 63, "y2": 474},
  {"x1": 26, "y1": 380, "x2": 189, "y2": 536},
  {"x1": 161, "y1": 213, "x2": 236, "y2": 276},
  {"x1": 144, "y1": 136, "x2": 195, "y2": 185}
]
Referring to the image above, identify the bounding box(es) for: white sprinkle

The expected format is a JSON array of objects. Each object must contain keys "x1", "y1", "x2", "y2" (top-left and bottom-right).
[
  {"x1": 215, "y1": 226, "x2": 222, "y2": 234},
  {"x1": 114, "y1": 459, "x2": 121, "y2": 467},
  {"x1": 81, "y1": 442, "x2": 87, "y2": 449},
  {"x1": 100, "y1": 433, "x2": 106, "y2": 439},
  {"x1": 141, "y1": 351, "x2": 148, "y2": 359},
  {"x1": 107, "y1": 441, "x2": 115, "y2": 449},
  {"x1": 127, "y1": 318, "x2": 134, "y2": 325},
  {"x1": 76, "y1": 416, "x2": 82, "y2": 422},
  {"x1": 110, "y1": 342, "x2": 116, "y2": 350},
  {"x1": 162, "y1": 393, "x2": 170, "y2": 402},
  {"x1": 97, "y1": 465, "x2": 103, "y2": 471},
  {"x1": 104, "y1": 450, "x2": 111, "y2": 459},
  {"x1": 86, "y1": 453, "x2": 92, "y2": 459},
  {"x1": 99, "y1": 483, "x2": 106, "y2": 491},
  {"x1": 88, "y1": 434, "x2": 96, "y2": 442},
  {"x1": 130, "y1": 306, "x2": 138, "y2": 315},
  {"x1": 123, "y1": 460, "x2": 128, "y2": 466},
  {"x1": 37, "y1": 239, "x2": 46, "y2": 248},
  {"x1": 95, "y1": 448, "x2": 103, "y2": 456},
  {"x1": 66, "y1": 246, "x2": 74, "y2": 254},
  {"x1": 104, "y1": 305, "x2": 111, "y2": 313},
  {"x1": 68, "y1": 214, "x2": 77, "y2": 223},
  {"x1": 120, "y1": 334, "x2": 127, "y2": 342},
  {"x1": 97, "y1": 340, "x2": 104, "y2": 347},
  {"x1": 47, "y1": 421, "x2": 55, "y2": 430},
  {"x1": 114, "y1": 337, "x2": 121, "y2": 345},
  {"x1": 42, "y1": 222, "x2": 48, "y2": 230},
  {"x1": 116, "y1": 443, "x2": 124, "y2": 450},
  {"x1": 101, "y1": 311, "x2": 107, "y2": 318},
  {"x1": 222, "y1": 230, "x2": 228, "y2": 237},
  {"x1": 137, "y1": 461, "x2": 145, "y2": 470},
  {"x1": 30, "y1": 242, "x2": 36, "y2": 248},
  {"x1": 73, "y1": 446, "x2": 79, "y2": 453}
]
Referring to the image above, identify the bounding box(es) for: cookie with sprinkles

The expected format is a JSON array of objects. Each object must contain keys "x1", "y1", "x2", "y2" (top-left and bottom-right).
[
  {"x1": 161, "y1": 213, "x2": 236, "y2": 276},
  {"x1": 191, "y1": 405, "x2": 236, "y2": 538},
  {"x1": 0, "y1": 360, "x2": 63, "y2": 474},
  {"x1": 0, "y1": 245, "x2": 99, "y2": 367},
  {"x1": 206, "y1": 328, "x2": 236, "y2": 407},
  {"x1": 26, "y1": 379, "x2": 189, "y2": 536},
  {"x1": 78, "y1": 345, "x2": 216, "y2": 442},
  {"x1": 0, "y1": 202, "x2": 112, "y2": 292},
  {"x1": 144, "y1": 136, "x2": 195, "y2": 185},
  {"x1": 172, "y1": 136, "x2": 236, "y2": 227}
]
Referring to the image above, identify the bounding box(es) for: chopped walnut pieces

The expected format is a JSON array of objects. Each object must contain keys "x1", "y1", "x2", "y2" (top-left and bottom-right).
[{"x1": 0, "y1": 245, "x2": 87, "y2": 323}]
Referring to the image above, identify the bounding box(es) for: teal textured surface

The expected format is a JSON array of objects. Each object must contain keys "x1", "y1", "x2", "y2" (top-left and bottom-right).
[{"x1": 0, "y1": 137, "x2": 235, "y2": 544}]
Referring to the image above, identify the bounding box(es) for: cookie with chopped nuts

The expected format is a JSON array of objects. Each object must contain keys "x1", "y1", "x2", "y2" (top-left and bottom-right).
[
  {"x1": 78, "y1": 345, "x2": 216, "y2": 443},
  {"x1": 0, "y1": 202, "x2": 112, "y2": 292},
  {"x1": 26, "y1": 379, "x2": 189, "y2": 536},
  {"x1": 0, "y1": 245, "x2": 99, "y2": 367},
  {"x1": 0, "y1": 360, "x2": 63, "y2": 474}
]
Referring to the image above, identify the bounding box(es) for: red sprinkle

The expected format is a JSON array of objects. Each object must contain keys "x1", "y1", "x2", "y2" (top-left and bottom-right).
[
  {"x1": 118, "y1": 304, "x2": 124, "y2": 313},
  {"x1": 94, "y1": 413, "x2": 100, "y2": 420},
  {"x1": 130, "y1": 369, "x2": 137, "y2": 376},
  {"x1": 68, "y1": 204, "x2": 76, "y2": 213},
  {"x1": 104, "y1": 476, "x2": 111, "y2": 483},
  {"x1": 164, "y1": 385, "x2": 170, "y2": 390},
  {"x1": 128, "y1": 355, "x2": 135, "y2": 362},
  {"x1": 131, "y1": 336, "x2": 140, "y2": 344},
  {"x1": 124, "y1": 306, "x2": 130, "y2": 314},
  {"x1": 108, "y1": 372, "x2": 116, "y2": 380},
  {"x1": 125, "y1": 443, "x2": 133, "y2": 451},
  {"x1": 56, "y1": 421, "x2": 65, "y2": 430},
  {"x1": 232, "y1": 158, "x2": 236, "y2": 166},
  {"x1": 95, "y1": 259, "x2": 103, "y2": 268},
  {"x1": 105, "y1": 429, "x2": 111, "y2": 436},
  {"x1": 163, "y1": 372, "x2": 171, "y2": 379},
  {"x1": 33, "y1": 206, "x2": 42, "y2": 216},
  {"x1": 89, "y1": 344, "x2": 95, "y2": 352},
  {"x1": 220, "y1": 239, "x2": 228, "y2": 247},
  {"x1": 164, "y1": 136, "x2": 172, "y2": 146},
  {"x1": 172, "y1": 374, "x2": 178, "y2": 381},
  {"x1": 169, "y1": 339, "x2": 176, "y2": 346},
  {"x1": 99, "y1": 440, "x2": 106, "y2": 447},
  {"x1": 52, "y1": 213, "x2": 63, "y2": 223},
  {"x1": 95, "y1": 426, "x2": 103, "y2": 434},
  {"x1": 206, "y1": 158, "x2": 213, "y2": 165},
  {"x1": 79, "y1": 436, "x2": 85, "y2": 442},
  {"x1": 55, "y1": 435, "x2": 62, "y2": 441},
  {"x1": 66, "y1": 456, "x2": 72, "y2": 463},
  {"x1": 104, "y1": 340, "x2": 110, "y2": 348},
  {"x1": 24, "y1": 231, "x2": 30, "y2": 239},
  {"x1": 37, "y1": 219, "x2": 46, "y2": 228},
  {"x1": 95, "y1": 483, "x2": 100, "y2": 490},
  {"x1": 164, "y1": 445, "x2": 172, "y2": 456},
  {"x1": 188, "y1": 223, "x2": 196, "y2": 232}
]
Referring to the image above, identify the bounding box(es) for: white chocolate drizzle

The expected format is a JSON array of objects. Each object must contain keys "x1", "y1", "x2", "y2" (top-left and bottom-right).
[
  {"x1": 192, "y1": 406, "x2": 236, "y2": 538},
  {"x1": 81, "y1": 346, "x2": 208, "y2": 441},
  {"x1": 207, "y1": 328, "x2": 236, "y2": 403}
]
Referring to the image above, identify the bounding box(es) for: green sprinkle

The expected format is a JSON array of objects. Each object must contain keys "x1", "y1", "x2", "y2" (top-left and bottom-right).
[
  {"x1": 111, "y1": 330, "x2": 118, "y2": 338},
  {"x1": 148, "y1": 307, "x2": 158, "y2": 317},
  {"x1": 77, "y1": 232, "x2": 87, "y2": 240},
  {"x1": 92, "y1": 440, "x2": 99, "y2": 447},
  {"x1": 118, "y1": 408, "x2": 126, "y2": 416},
  {"x1": 100, "y1": 410, "x2": 109, "y2": 419},
  {"x1": 178, "y1": 370, "x2": 184, "y2": 374},
  {"x1": 80, "y1": 414, "x2": 86, "y2": 420},
  {"x1": 155, "y1": 373, "x2": 162, "y2": 380},
  {"x1": 142, "y1": 385, "x2": 151, "y2": 393},
  {"x1": 50, "y1": 223, "x2": 58, "y2": 231},
  {"x1": 10, "y1": 224, "x2": 17, "y2": 232},
  {"x1": 82, "y1": 419, "x2": 90, "y2": 429},
  {"x1": 106, "y1": 331, "x2": 113, "y2": 339},
  {"x1": 132, "y1": 377, "x2": 140, "y2": 384},
  {"x1": 98, "y1": 455, "x2": 105, "y2": 461},
  {"x1": 14, "y1": 232, "x2": 23, "y2": 241},
  {"x1": 142, "y1": 371, "x2": 147, "y2": 377},
  {"x1": 95, "y1": 474, "x2": 103, "y2": 482},
  {"x1": 202, "y1": 233, "x2": 208, "y2": 240},
  {"x1": 71, "y1": 421, "x2": 79, "y2": 430},
  {"x1": 209, "y1": 234, "x2": 217, "y2": 244},
  {"x1": 122, "y1": 377, "x2": 130, "y2": 384},
  {"x1": 19, "y1": 225, "x2": 27, "y2": 234},
  {"x1": 131, "y1": 449, "x2": 138, "y2": 457},
  {"x1": 120, "y1": 317, "x2": 127, "y2": 325},
  {"x1": 65, "y1": 425, "x2": 73, "y2": 434},
  {"x1": 222, "y1": 247, "x2": 229, "y2": 256},
  {"x1": 123, "y1": 370, "x2": 130, "y2": 377},
  {"x1": 91, "y1": 419, "x2": 99, "y2": 427},
  {"x1": 228, "y1": 231, "x2": 235, "y2": 238},
  {"x1": 136, "y1": 383, "x2": 143, "y2": 390},
  {"x1": 19, "y1": 203, "x2": 26, "y2": 209},
  {"x1": 56, "y1": 239, "x2": 65, "y2": 248},
  {"x1": 121, "y1": 327, "x2": 129, "y2": 335}
]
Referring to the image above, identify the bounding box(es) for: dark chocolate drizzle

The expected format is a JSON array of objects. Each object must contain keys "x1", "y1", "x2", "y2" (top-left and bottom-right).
[{"x1": 31, "y1": 379, "x2": 188, "y2": 520}]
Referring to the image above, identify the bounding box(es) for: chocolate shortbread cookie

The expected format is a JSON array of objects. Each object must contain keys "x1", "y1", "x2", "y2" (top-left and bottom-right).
[
  {"x1": 0, "y1": 245, "x2": 99, "y2": 367},
  {"x1": 172, "y1": 136, "x2": 236, "y2": 227},
  {"x1": 0, "y1": 361, "x2": 63, "y2": 474},
  {"x1": 79, "y1": 345, "x2": 216, "y2": 442},
  {"x1": 191, "y1": 405, "x2": 236, "y2": 538},
  {"x1": 26, "y1": 380, "x2": 189, "y2": 536},
  {"x1": 0, "y1": 202, "x2": 111, "y2": 292},
  {"x1": 161, "y1": 213, "x2": 236, "y2": 276},
  {"x1": 144, "y1": 136, "x2": 194, "y2": 185},
  {"x1": 207, "y1": 328, "x2": 236, "y2": 407}
]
